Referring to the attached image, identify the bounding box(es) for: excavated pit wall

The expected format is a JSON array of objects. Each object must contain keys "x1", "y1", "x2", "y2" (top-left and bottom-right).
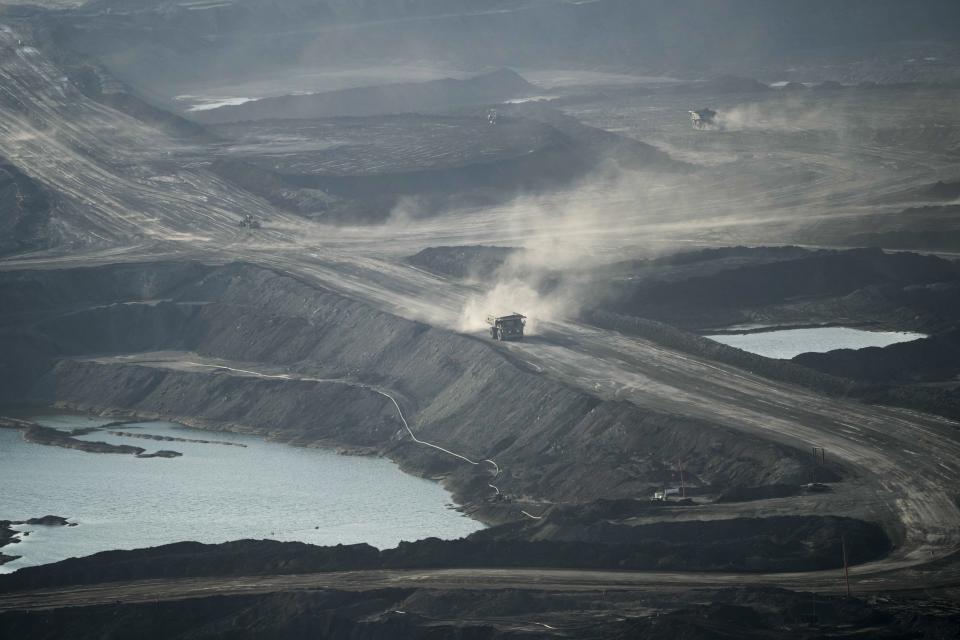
[{"x1": 0, "y1": 262, "x2": 822, "y2": 510}]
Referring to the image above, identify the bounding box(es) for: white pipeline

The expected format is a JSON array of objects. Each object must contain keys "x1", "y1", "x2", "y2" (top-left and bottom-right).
[{"x1": 188, "y1": 362, "x2": 502, "y2": 494}]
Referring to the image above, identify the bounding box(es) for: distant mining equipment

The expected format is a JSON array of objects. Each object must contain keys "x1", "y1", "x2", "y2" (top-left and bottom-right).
[
  {"x1": 238, "y1": 213, "x2": 261, "y2": 229},
  {"x1": 689, "y1": 108, "x2": 718, "y2": 130},
  {"x1": 487, "y1": 313, "x2": 526, "y2": 341}
]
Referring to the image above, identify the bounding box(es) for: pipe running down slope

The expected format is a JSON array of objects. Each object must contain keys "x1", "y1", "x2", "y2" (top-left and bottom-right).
[{"x1": 187, "y1": 362, "x2": 510, "y2": 503}]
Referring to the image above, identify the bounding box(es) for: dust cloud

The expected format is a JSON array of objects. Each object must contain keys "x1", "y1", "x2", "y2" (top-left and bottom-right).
[
  {"x1": 716, "y1": 98, "x2": 846, "y2": 132},
  {"x1": 454, "y1": 169, "x2": 673, "y2": 334}
]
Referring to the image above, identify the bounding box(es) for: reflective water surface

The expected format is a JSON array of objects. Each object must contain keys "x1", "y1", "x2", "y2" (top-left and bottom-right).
[
  {"x1": 0, "y1": 413, "x2": 481, "y2": 573},
  {"x1": 706, "y1": 327, "x2": 926, "y2": 360}
]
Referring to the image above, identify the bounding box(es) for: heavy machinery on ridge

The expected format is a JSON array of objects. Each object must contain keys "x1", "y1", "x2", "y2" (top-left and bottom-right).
[{"x1": 487, "y1": 313, "x2": 526, "y2": 341}]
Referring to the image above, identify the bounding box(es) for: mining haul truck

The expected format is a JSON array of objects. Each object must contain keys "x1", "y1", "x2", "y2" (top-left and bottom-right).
[
  {"x1": 487, "y1": 313, "x2": 526, "y2": 341},
  {"x1": 689, "y1": 108, "x2": 717, "y2": 130},
  {"x1": 239, "y1": 213, "x2": 261, "y2": 229}
]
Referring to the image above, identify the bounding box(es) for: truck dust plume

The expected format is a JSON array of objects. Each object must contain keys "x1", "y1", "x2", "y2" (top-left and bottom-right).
[
  {"x1": 455, "y1": 171, "x2": 667, "y2": 335},
  {"x1": 459, "y1": 279, "x2": 566, "y2": 335},
  {"x1": 716, "y1": 98, "x2": 845, "y2": 132}
]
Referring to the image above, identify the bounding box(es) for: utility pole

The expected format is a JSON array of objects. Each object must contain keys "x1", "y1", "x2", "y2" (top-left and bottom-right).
[
  {"x1": 811, "y1": 446, "x2": 825, "y2": 483},
  {"x1": 841, "y1": 535, "x2": 852, "y2": 598},
  {"x1": 678, "y1": 459, "x2": 685, "y2": 498}
]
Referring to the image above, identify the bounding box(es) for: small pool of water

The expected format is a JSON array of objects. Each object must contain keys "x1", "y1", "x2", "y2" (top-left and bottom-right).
[
  {"x1": 1, "y1": 414, "x2": 482, "y2": 573},
  {"x1": 705, "y1": 327, "x2": 926, "y2": 360}
]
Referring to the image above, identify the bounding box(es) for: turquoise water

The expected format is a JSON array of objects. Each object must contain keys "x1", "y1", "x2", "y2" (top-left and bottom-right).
[
  {"x1": 706, "y1": 327, "x2": 926, "y2": 360},
  {"x1": 0, "y1": 414, "x2": 482, "y2": 573}
]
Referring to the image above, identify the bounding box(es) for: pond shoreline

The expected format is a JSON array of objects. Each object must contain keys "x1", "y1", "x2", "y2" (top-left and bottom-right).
[
  {"x1": 704, "y1": 326, "x2": 927, "y2": 360},
  {"x1": 0, "y1": 410, "x2": 483, "y2": 573}
]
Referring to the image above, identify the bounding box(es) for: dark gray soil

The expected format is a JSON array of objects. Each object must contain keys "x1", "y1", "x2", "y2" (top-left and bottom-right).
[
  {"x1": 794, "y1": 329, "x2": 960, "y2": 384},
  {"x1": 601, "y1": 247, "x2": 960, "y2": 332},
  {"x1": 0, "y1": 516, "x2": 891, "y2": 591},
  {"x1": 0, "y1": 262, "x2": 826, "y2": 515},
  {"x1": 404, "y1": 243, "x2": 960, "y2": 422},
  {"x1": 2, "y1": 581, "x2": 957, "y2": 639}
]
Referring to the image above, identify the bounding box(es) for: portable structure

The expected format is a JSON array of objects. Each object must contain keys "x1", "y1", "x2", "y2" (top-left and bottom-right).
[
  {"x1": 486, "y1": 313, "x2": 526, "y2": 341},
  {"x1": 689, "y1": 108, "x2": 717, "y2": 130},
  {"x1": 652, "y1": 487, "x2": 681, "y2": 501}
]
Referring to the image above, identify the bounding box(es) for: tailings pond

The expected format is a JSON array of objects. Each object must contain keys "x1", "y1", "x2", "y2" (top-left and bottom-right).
[
  {"x1": 0, "y1": 413, "x2": 482, "y2": 573},
  {"x1": 705, "y1": 327, "x2": 926, "y2": 360}
]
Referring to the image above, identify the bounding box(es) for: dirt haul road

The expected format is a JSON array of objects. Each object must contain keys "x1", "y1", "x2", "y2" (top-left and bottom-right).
[
  {"x1": 1, "y1": 558, "x2": 959, "y2": 614},
  {"x1": 1, "y1": 22, "x2": 959, "y2": 595}
]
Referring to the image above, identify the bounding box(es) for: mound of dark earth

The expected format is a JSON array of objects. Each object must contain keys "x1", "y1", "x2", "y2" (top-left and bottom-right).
[
  {"x1": 0, "y1": 514, "x2": 890, "y2": 592},
  {"x1": 601, "y1": 247, "x2": 960, "y2": 331},
  {"x1": 207, "y1": 107, "x2": 679, "y2": 222},
  {"x1": 1, "y1": 538, "x2": 950, "y2": 640},
  {"x1": 194, "y1": 69, "x2": 536, "y2": 123},
  {"x1": 415, "y1": 245, "x2": 960, "y2": 334},
  {"x1": 408, "y1": 246, "x2": 520, "y2": 280},
  {"x1": 793, "y1": 329, "x2": 960, "y2": 385},
  {"x1": 575, "y1": 245, "x2": 960, "y2": 419},
  {"x1": 470, "y1": 514, "x2": 888, "y2": 572}
]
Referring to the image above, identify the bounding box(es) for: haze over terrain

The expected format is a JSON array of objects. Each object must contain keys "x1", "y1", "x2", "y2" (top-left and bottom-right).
[{"x1": 2, "y1": 1, "x2": 960, "y2": 638}]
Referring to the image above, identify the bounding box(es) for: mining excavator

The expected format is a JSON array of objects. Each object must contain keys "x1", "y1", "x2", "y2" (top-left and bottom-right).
[{"x1": 487, "y1": 313, "x2": 526, "y2": 341}]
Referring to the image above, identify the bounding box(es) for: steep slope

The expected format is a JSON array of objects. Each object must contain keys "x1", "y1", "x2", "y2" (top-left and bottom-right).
[
  {"x1": 0, "y1": 156, "x2": 56, "y2": 256},
  {"x1": 0, "y1": 262, "x2": 824, "y2": 516}
]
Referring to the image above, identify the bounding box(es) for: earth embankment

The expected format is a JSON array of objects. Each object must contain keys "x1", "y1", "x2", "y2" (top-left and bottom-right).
[{"x1": 0, "y1": 261, "x2": 827, "y2": 514}]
